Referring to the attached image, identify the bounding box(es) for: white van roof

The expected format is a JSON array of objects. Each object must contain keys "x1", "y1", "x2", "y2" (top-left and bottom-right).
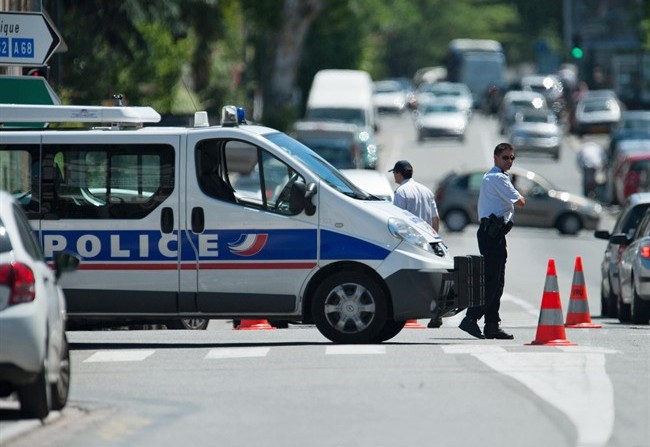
[{"x1": 0, "y1": 104, "x2": 161, "y2": 125}]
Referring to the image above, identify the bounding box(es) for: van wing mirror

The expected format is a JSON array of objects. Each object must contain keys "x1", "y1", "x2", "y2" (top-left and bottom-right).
[
  {"x1": 289, "y1": 181, "x2": 317, "y2": 216},
  {"x1": 609, "y1": 233, "x2": 630, "y2": 245}
]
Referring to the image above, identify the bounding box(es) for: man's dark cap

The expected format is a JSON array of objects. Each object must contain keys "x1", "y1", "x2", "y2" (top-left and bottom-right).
[{"x1": 388, "y1": 160, "x2": 413, "y2": 174}]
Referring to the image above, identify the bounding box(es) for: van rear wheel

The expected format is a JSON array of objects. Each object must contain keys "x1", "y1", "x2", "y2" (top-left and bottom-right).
[{"x1": 312, "y1": 271, "x2": 387, "y2": 344}]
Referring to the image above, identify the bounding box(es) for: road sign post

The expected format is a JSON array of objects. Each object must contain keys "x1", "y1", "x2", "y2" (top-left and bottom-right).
[{"x1": 0, "y1": 11, "x2": 62, "y2": 67}]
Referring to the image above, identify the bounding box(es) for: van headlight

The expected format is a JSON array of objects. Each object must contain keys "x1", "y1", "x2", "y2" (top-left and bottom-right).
[{"x1": 388, "y1": 217, "x2": 433, "y2": 253}]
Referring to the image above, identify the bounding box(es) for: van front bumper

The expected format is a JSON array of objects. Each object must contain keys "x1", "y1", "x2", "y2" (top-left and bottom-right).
[{"x1": 385, "y1": 255, "x2": 485, "y2": 320}]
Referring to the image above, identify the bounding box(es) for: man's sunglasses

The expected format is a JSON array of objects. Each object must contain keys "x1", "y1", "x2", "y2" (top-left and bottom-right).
[{"x1": 500, "y1": 156, "x2": 515, "y2": 161}]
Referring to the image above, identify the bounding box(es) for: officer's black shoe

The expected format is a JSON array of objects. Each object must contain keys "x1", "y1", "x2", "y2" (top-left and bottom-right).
[
  {"x1": 427, "y1": 316, "x2": 443, "y2": 328},
  {"x1": 459, "y1": 317, "x2": 484, "y2": 339},
  {"x1": 484, "y1": 328, "x2": 514, "y2": 340}
]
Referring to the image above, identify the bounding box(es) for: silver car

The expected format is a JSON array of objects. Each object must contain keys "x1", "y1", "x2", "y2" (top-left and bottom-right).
[
  {"x1": 0, "y1": 191, "x2": 79, "y2": 418},
  {"x1": 508, "y1": 108, "x2": 563, "y2": 160},
  {"x1": 594, "y1": 192, "x2": 650, "y2": 318},
  {"x1": 436, "y1": 166, "x2": 602, "y2": 234},
  {"x1": 611, "y1": 208, "x2": 650, "y2": 324}
]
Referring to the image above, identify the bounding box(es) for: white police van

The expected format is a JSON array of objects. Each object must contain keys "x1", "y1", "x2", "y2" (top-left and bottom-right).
[{"x1": 0, "y1": 103, "x2": 483, "y2": 343}]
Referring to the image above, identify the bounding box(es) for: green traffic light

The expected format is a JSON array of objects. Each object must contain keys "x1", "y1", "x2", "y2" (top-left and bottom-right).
[{"x1": 571, "y1": 47, "x2": 584, "y2": 59}]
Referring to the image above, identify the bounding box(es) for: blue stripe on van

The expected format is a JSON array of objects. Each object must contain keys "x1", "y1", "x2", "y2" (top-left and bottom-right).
[{"x1": 319, "y1": 229, "x2": 390, "y2": 260}]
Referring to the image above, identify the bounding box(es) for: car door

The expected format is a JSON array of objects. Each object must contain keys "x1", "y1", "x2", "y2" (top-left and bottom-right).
[{"x1": 185, "y1": 133, "x2": 319, "y2": 317}]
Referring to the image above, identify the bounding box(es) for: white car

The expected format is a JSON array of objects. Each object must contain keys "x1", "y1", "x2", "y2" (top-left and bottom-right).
[
  {"x1": 415, "y1": 98, "x2": 468, "y2": 141},
  {"x1": 372, "y1": 80, "x2": 408, "y2": 114},
  {"x1": 0, "y1": 191, "x2": 79, "y2": 418}
]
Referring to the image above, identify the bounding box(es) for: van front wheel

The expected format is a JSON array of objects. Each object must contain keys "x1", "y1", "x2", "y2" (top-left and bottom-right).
[{"x1": 312, "y1": 272, "x2": 387, "y2": 344}]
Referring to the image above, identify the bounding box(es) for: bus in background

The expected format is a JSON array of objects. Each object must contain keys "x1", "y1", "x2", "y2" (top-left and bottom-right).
[{"x1": 446, "y1": 39, "x2": 507, "y2": 108}]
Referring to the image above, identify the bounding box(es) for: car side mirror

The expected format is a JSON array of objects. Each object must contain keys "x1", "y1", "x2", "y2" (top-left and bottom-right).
[
  {"x1": 53, "y1": 251, "x2": 80, "y2": 279},
  {"x1": 304, "y1": 183, "x2": 317, "y2": 216},
  {"x1": 594, "y1": 230, "x2": 611, "y2": 240},
  {"x1": 609, "y1": 233, "x2": 630, "y2": 245}
]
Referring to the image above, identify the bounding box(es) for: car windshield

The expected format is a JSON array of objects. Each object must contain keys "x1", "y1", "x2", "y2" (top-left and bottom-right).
[{"x1": 266, "y1": 132, "x2": 376, "y2": 200}]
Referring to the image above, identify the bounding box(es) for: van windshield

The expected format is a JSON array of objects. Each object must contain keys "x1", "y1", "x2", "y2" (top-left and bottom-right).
[
  {"x1": 266, "y1": 132, "x2": 377, "y2": 200},
  {"x1": 305, "y1": 107, "x2": 366, "y2": 127}
]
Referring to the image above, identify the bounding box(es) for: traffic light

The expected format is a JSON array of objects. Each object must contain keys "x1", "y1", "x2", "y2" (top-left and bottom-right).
[
  {"x1": 22, "y1": 66, "x2": 50, "y2": 79},
  {"x1": 571, "y1": 34, "x2": 583, "y2": 60}
]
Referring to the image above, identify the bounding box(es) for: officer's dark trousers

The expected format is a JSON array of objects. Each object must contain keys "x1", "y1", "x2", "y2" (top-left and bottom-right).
[{"x1": 466, "y1": 225, "x2": 507, "y2": 329}]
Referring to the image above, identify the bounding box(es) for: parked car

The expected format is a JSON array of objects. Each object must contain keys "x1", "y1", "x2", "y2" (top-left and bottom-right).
[
  {"x1": 594, "y1": 192, "x2": 650, "y2": 317},
  {"x1": 606, "y1": 138, "x2": 650, "y2": 204},
  {"x1": 572, "y1": 92, "x2": 622, "y2": 136},
  {"x1": 435, "y1": 166, "x2": 602, "y2": 234},
  {"x1": 414, "y1": 99, "x2": 468, "y2": 141},
  {"x1": 0, "y1": 191, "x2": 79, "y2": 418},
  {"x1": 507, "y1": 108, "x2": 563, "y2": 160},
  {"x1": 612, "y1": 208, "x2": 650, "y2": 324},
  {"x1": 340, "y1": 169, "x2": 394, "y2": 201},
  {"x1": 607, "y1": 110, "x2": 650, "y2": 159},
  {"x1": 498, "y1": 90, "x2": 548, "y2": 135},
  {"x1": 520, "y1": 74, "x2": 565, "y2": 116},
  {"x1": 372, "y1": 80, "x2": 408, "y2": 114}
]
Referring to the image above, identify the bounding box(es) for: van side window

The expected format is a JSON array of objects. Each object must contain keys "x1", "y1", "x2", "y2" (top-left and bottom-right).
[
  {"x1": 196, "y1": 138, "x2": 305, "y2": 215},
  {"x1": 0, "y1": 145, "x2": 41, "y2": 216},
  {"x1": 37, "y1": 144, "x2": 174, "y2": 219}
]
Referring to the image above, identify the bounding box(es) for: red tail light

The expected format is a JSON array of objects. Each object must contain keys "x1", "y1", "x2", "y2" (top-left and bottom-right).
[
  {"x1": 0, "y1": 262, "x2": 36, "y2": 305},
  {"x1": 641, "y1": 244, "x2": 650, "y2": 259}
]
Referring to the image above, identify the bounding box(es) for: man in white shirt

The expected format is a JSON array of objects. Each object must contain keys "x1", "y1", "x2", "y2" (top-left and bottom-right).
[{"x1": 389, "y1": 160, "x2": 442, "y2": 328}]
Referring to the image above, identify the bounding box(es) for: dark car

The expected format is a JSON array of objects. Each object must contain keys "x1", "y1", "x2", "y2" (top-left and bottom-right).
[
  {"x1": 607, "y1": 110, "x2": 650, "y2": 159},
  {"x1": 435, "y1": 166, "x2": 602, "y2": 235},
  {"x1": 594, "y1": 192, "x2": 650, "y2": 317}
]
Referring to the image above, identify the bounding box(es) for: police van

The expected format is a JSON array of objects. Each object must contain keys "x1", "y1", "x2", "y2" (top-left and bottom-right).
[{"x1": 0, "y1": 103, "x2": 483, "y2": 343}]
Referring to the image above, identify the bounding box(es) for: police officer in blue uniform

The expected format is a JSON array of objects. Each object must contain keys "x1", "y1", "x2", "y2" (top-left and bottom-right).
[{"x1": 459, "y1": 143, "x2": 525, "y2": 339}]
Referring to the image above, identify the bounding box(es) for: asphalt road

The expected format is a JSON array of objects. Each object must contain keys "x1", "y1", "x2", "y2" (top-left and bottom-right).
[{"x1": 1, "y1": 111, "x2": 648, "y2": 447}]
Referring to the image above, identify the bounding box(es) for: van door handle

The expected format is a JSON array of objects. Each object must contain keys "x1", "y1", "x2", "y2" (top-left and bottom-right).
[
  {"x1": 161, "y1": 207, "x2": 174, "y2": 234},
  {"x1": 191, "y1": 207, "x2": 204, "y2": 233}
]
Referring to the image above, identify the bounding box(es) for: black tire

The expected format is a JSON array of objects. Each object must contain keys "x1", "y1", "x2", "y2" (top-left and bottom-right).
[
  {"x1": 606, "y1": 284, "x2": 618, "y2": 318},
  {"x1": 312, "y1": 271, "x2": 388, "y2": 344},
  {"x1": 50, "y1": 334, "x2": 71, "y2": 411},
  {"x1": 618, "y1": 295, "x2": 632, "y2": 323},
  {"x1": 631, "y1": 287, "x2": 650, "y2": 324},
  {"x1": 373, "y1": 319, "x2": 406, "y2": 343},
  {"x1": 556, "y1": 213, "x2": 582, "y2": 235},
  {"x1": 166, "y1": 318, "x2": 209, "y2": 330},
  {"x1": 444, "y1": 209, "x2": 469, "y2": 232},
  {"x1": 18, "y1": 359, "x2": 50, "y2": 419}
]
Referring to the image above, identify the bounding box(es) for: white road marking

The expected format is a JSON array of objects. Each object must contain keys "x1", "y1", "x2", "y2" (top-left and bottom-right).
[
  {"x1": 473, "y1": 351, "x2": 614, "y2": 447},
  {"x1": 204, "y1": 347, "x2": 270, "y2": 359},
  {"x1": 326, "y1": 345, "x2": 386, "y2": 355},
  {"x1": 83, "y1": 349, "x2": 156, "y2": 363},
  {"x1": 442, "y1": 345, "x2": 507, "y2": 354}
]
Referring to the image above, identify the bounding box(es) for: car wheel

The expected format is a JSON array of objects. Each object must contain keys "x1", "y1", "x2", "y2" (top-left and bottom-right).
[
  {"x1": 50, "y1": 334, "x2": 71, "y2": 411},
  {"x1": 18, "y1": 357, "x2": 50, "y2": 419},
  {"x1": 372, "y1": 319, "x2": 406, "y2": 343},
  {"x1": 312, "y1": 271, "x2": 387, "y2": 344},
  {"x1": 618, "y1": 294, "x2": 632, "y2": 323},
  {"x1": 631, "y1": 286, "x2": 650, "y2": 324},
  {"x1": 444, "y1": 209, "x2": 469, "y2": 232},
  {"x1": 166, "y1": 318, "x2": 209, "y2": 330},
  {"x1": 556, "y1": 213, "x2": 582, "y2": 235},
  {"x1": 605, "y1": 286, "x2": 618, "y2": 318}
]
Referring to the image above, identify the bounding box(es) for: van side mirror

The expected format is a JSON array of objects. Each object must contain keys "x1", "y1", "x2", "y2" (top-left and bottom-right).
[
  {"x1": 304, "y1": 183, "x2": 317, "y2": 215},
  {"x1": 288, "y1": 181, "x2": 317, "y2": 216}
]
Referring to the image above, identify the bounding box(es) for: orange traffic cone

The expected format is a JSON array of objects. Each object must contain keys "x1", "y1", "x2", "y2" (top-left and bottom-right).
[
  {"x1": 565, "y1": 256, "x2": 602, "y2": 328},
  {"x1": 234, "y1": 319, "x2": 276, "y2": 330},
  {"x1": 404, "y1": 319, "x2": 427, "y2": 329},
  {"x1": 526, "y1": 259, "x2": 576, "y2": 346}
]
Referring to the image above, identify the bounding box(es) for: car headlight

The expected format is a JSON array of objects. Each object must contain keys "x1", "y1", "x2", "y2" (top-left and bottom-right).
[{"x1": 388, "y1": 217, "x2": 433, "y2": 253}]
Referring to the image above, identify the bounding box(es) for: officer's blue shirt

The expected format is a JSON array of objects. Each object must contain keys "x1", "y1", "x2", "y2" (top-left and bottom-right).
[{"x1": 477, "y1": 166, "x2": 522, "y2": 223}]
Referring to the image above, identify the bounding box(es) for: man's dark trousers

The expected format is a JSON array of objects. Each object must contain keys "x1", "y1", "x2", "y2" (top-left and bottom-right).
[{"x1": 466, "y1": 225, "x2": 507, "y2": 329}]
